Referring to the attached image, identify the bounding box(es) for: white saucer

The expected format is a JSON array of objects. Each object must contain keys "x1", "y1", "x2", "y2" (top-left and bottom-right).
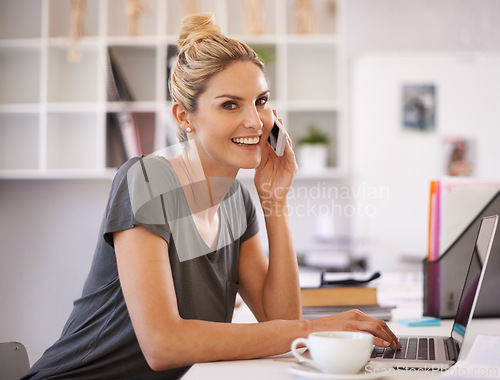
[{"x1": 288, "y1": 363, "x2": 385, "y2": 379}]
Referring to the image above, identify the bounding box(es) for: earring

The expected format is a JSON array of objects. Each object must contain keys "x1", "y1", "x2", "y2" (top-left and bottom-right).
[{"x1": 185, "y1": 127, "x2": 192, "y2": 133}]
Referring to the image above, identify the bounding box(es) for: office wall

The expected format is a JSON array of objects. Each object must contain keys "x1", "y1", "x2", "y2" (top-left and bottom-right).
[
  {"x1": 345, "y1": 0, "x2": 500, "y2": 270},
  {"x1": 349, "y1": 53, "x2": 500, "y2": 269},
  {"x1": 0, "y1": 179, "x2": 111, "y2": 363},
  {"x1": 345, "y1": 0, "x2": 500, "y2": 56}
]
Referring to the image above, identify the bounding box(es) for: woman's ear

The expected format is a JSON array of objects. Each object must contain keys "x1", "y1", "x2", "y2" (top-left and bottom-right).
[{"x1": 172, "y1": 102, "x2": 192, "y2": 133}]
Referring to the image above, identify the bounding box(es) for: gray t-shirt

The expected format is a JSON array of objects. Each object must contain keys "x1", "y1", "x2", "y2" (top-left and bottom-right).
[{"x1": 22, "y1": 156, "x2": 259, "y2": 380}]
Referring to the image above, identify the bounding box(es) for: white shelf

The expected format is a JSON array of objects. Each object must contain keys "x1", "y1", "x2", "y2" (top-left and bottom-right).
[
  {"x1": 286, "y1": 100, "x2": 343, "y2": 112},
  {"x1": 46, "y1": 46, "x2": 100, "y2": 103},
  {"x1": 107, "y1": 0, "x2": 159, "y2": 37},
  {"x1": 46, "y1": 37, "x2": 101, "y2": 49},
  {"x1": 106, "y1": 36, "x2": 160, "y2": 46},
  {"x1": 0, "y1": 46, "x2": 41, "y2": 104},
  {"x1": 0, "y1": 0, "x2": 42, "y2": 39},
  {"x1": 48, "y1": 0, "x2": 100, "y2": 38},
  {"x1": 232, "y1": 35, "x2": 284, "y2": 45},
  {"x1": 0, "y1": 0, "x2": 347, "y2": 180},
  {"x1": 45, "y1": 102, "x2": 101, "y2": 112},
  {"x1": 0, "y1": 39, "x2": 41, "y2": 48},
  {"x1": 0, "y1": 168, "x2": 117, "y2": 180},
  {"x1": 106, "y1": 101, "x2": 158, "y2": 112},
  {"x1": 46, "y1": 112, "x2": 101, "y2": 170},
  {"x1": 0, "y1": 104, "x2": 41, "y2": 113},
  {"x1": 0, "y1": 113, "x2": 39, "y2": 171},
  {"x1": 285, "y1": 34, "x2": 341, "y2": 44}
]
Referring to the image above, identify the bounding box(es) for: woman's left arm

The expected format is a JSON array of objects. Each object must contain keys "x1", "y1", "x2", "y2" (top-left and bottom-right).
[{"x1": 238, "y1": 118, "x2": 301, "y2": 322}]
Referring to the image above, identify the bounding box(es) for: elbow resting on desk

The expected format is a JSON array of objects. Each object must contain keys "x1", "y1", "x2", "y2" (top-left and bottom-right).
[
  {"x1": 138, "y1": 318, "x2": 201, "y2": 372},
  {"x1": 139, "y1": 317, "x2": 312, "y2": 372}
]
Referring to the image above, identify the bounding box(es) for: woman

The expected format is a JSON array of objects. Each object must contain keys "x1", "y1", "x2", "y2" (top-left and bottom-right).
[{"x1": 23, "y1": 13, "x2": 399, "y2": 380}]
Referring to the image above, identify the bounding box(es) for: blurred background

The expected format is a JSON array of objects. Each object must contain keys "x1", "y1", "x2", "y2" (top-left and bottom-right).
[{"x1": 1, "y1": 0, "x2": 500, "y2": 364}]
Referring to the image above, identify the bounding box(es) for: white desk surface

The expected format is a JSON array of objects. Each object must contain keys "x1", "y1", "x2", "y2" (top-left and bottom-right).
[{"x1": 181, "y1": 272, "x2": 500, "y2": 380}]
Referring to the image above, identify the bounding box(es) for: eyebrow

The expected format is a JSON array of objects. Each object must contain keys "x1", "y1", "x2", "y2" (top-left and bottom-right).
[{"x1": 214, "y1": 90, "x2": 270, "y2": 101}]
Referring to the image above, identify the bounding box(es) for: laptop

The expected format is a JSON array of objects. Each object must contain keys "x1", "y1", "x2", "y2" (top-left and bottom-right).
[{"x1": 370, "y1": 215, "x2": 499, "y2": 370}]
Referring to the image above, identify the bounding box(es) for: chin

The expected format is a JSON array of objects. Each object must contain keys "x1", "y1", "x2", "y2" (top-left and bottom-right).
[{"x1": 238, "y1": 158, "x2": 261, "y2": 170}]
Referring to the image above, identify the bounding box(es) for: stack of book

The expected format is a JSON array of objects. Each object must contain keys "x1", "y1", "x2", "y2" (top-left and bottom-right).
[{"x1": 299, "y1": 269, "x2": 395, "y2": 321}]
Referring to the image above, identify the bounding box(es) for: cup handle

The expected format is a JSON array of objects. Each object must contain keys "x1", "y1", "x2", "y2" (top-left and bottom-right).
[{"x1": 291, "y1": 338, "x2": 315, "y2": 367}]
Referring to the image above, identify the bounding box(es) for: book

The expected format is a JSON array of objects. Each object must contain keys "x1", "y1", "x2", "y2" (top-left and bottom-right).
[
  {"x1": 427, "y1": 179, "x2": 436, "y2": 260},
  {"x1": 424, "y1": 178, "x2": 500, "y2": 318},
  {"x1": 106, "y1": 48, "x2": 142, "y2": 164},
  {"x1": 438, "y1": 177, "x2": 500, "y2": 255},
  {"x1": 300, "y1": 286, "x2": 378, "y2": 307},
  {"x1": 106, "y1": 113, "x2": 127, "y2": 168},
  {"x1": 302, "y1": 304, "x2": 395, "y2": 321}
]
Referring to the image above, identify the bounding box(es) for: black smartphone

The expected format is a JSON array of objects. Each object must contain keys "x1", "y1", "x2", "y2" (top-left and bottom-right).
[{"x1": 267, "y1": 115, "x2": 287, "y2": 156}]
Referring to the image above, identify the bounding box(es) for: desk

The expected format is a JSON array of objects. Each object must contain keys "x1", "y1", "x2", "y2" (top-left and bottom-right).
[
  {"x1": 182, "y1": 321, "x2": 457, "y2": 380},
  {"x1": 181, "y1": 273, "x2": 500, "y2": 380}
]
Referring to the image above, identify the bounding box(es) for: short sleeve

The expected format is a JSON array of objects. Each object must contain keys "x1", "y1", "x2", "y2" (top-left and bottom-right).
[{"x1": 103, "y1": 157, "x2": 172, "y2": 248}]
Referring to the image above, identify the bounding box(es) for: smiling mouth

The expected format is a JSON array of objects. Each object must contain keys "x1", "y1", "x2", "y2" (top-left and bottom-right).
[{"x1": 231, "y1": 136, "x2": 260, "y2": 145}]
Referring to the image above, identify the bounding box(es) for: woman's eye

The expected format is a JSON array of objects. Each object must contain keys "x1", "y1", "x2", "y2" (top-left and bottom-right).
[
  {"x1": 222, "y1": 102, "x2": 237, "y2": 110},
  {"x1": 256, "y1": 97, "x2": 269, "y2": 106}
]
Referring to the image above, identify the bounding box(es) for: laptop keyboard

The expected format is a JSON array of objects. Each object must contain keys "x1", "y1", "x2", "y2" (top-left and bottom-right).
[{"x1": 371, "y1": 337, "x2": 436, "y2": 361}]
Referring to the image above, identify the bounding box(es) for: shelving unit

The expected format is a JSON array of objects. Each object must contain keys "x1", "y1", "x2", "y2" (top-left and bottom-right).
[{"x1": 0, "y1": 0, "x2": 346, "y2": 179}]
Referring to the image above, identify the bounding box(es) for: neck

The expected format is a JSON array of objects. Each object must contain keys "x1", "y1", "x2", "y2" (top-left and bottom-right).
[{"x1": 181, "y1": 148, "x2": 235, "y2": 207}]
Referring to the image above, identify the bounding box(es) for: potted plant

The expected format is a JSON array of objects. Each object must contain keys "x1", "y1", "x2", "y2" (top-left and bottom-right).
[{"x1": 296, "y1": 124, "x2": 330, "y2": 172}]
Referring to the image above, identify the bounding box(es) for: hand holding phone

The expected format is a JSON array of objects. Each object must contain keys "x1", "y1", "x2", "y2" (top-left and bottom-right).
[{"x1": 267, "y1": 115, "x2": 287, "y2": 156}]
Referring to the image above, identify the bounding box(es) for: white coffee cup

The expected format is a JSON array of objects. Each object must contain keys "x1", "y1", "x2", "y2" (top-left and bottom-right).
[{"x1": 291, "y1": 331, "x2": 373, "y2": 374}]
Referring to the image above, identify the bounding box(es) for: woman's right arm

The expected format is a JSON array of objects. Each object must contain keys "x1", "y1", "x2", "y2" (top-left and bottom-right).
[
  {"x1": 114, "y1": 225, "x2": 312, "y2": 370},
  {"x1": 114, "y1": 225, "x2": 400, "y2": 372}
]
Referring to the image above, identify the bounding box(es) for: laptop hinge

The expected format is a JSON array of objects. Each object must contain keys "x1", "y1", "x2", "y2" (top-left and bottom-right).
[{"x1": 445, "y1": 337, "x2": 459, "y2": 362}]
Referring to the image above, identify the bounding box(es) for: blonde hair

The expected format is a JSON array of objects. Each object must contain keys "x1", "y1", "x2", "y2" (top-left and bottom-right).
[{"x1": 169, "y1": 13, "x2": 265, "y2": 142}]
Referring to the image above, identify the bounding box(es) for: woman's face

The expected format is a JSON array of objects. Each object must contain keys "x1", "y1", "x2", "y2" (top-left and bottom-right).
[{"x1": 187, "y1": 60, "x2": 273, "y2": 177}]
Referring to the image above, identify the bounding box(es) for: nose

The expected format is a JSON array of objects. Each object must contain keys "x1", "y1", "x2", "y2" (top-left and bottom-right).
[{"x1": 243, "y1": 106, "x2": 263, "y2": 130}]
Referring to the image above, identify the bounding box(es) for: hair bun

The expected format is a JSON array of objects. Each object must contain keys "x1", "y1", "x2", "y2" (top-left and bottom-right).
[{"x1": 177, "y1": 13, "x2": 223, "y2": 49}]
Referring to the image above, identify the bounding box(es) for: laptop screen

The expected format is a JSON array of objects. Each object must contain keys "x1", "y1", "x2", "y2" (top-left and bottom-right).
[{"x1": 451, "y1": 215, "x2": 498, "y2": 342}]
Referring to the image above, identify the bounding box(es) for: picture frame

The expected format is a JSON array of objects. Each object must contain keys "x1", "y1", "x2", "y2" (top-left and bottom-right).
[{"x1": 402, "y1": 84, "x2": 437, "y2": 132}]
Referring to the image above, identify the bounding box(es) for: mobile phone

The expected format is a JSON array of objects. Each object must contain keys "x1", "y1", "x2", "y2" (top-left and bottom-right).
[{"x1": 268, "y1": 115, "x2": 287, "y2": 156}]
